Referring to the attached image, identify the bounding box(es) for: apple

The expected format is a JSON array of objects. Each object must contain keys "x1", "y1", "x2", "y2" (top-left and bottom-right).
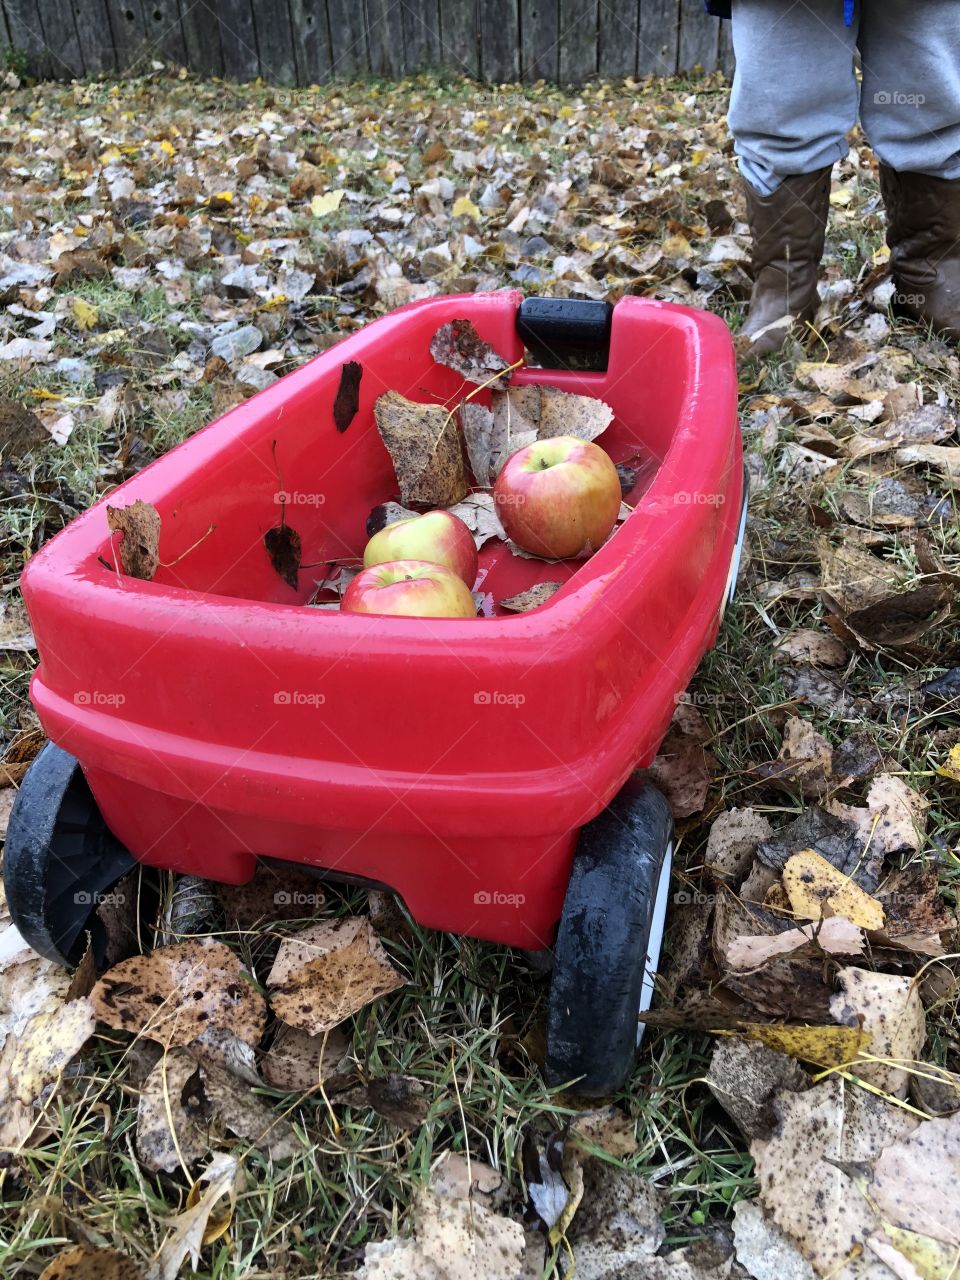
[
  {"x1": 341, "y1": 560, "x2": 477, "y2": 618},
  {"x1": 493, "y1": 436, "x2": 621, "y2": 559},
  {"x1": 364, "y1": 510, "x2": 478, "y2": 587}
]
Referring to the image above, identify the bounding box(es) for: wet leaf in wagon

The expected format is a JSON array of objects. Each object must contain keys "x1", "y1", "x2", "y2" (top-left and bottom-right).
[
  {"x1": 374, "y1": 390, "x2": 469, "y2": 507},
  {"x1": 430, "y1": 318, "x2": 512, "y2": 388},
  {"x1": 106, "y1": 499, "x2": 161, "y2": 580},
  {"x1": 333, "y1": 359, "x2": 362, "y2": 432},
  {"x1": 264, "y1": 522, "x2": 302, "y2": 590}
]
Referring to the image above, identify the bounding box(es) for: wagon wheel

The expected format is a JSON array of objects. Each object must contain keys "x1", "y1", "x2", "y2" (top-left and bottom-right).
[
  {"x1": 545, "y1": 782, "x2": 673, "y2": 1096},
  {"x1": 3, "y1": 742, "x2": 136, "y2": 967}
]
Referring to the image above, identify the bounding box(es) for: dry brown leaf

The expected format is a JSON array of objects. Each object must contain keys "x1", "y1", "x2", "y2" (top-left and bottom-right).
[
  {"x1": 374, "y1": 391, "x2": 469, "y2": 507},
  {"x1": 339, "y1": 1071, "x2": 431, "y2": 1128},
  {"x1": 870, "y1": 1111, "x2": 960, "y2": 1247},
  {"x1": 38, "y1": 1246, "x2": 146, "y2": 1280},
  {"x1": 706, "y1": 1038, "x2": 809, "y2": 1142},
  {"x1": 430, "y1": 1151, "x2": 507, "y2": 1208},
  {"x1": 751, "y1": 1078, "x2": 918, "y2": 1280},
  {"x1": 830, "y1": 968, "x2": 924, "y2": 1099},
  {"x1": 772, "y1": 629, "x2": 848, "y2": 668},
  {"x1": 644, "y1": 703, "x2": 715, "y2": 819},
  {"x1": 106, "y1": 500, "x2": 161, "y2": 580},
  {"x1": 268, "y1": 916, "x2": 406, "y2": 1035},
  {"x1": 91, "y1": 938, "x2": 267, "y2": 1049},
  {"x1": 755, "y1": 716, "x2": 834, "y2": 797},
  {"x1": 333, "y1": 360, "x2": 362, "y2": 432},
  {"x1": 136, "y1": 1047, "x2": 211, "y2": 1173},
  {"x1": 355, "y1": 1189, "x2": 526, "y2": 1279},
  {"x1": 568, "y1": 1106, "x2": 638, "y2": 1159},
  {"x1": 827, "y1": 774, "x2": 929, "y2": 859},
  {"x1": 445, "y1": 491, "x2": 506, "y2": 549},
  {"x1": 11, "y1": 997, "x2": 96, "y2": 1104},
  {"x1": 704, "y1": 807, "x2": 774, "y2": 881},
  {"x1": 499, "y1": 582, "x2": 562, "y2": 613},
  {"x1": 430, "y1": 318, "x2": 512, "y2": 388},
  {"x1": 0, "y1": 395, "x2": 49, "y2": 459},
  {"x1": 895, "y1": 443, "x2": 960, "y2": 483},
  {"x1": 264, "y1": 522, "x2": 302, "y2": 590},
  {"x1": 873, "y1": 866, "x2": 957, "y2": 958},
  {"x1": 783, "y1": 849, "x2": 885, "y2": 930},
  {"x1": 502, "y1": 382, "x2": 614, "y2": 443},
  {"x1": 460, "y1": 399, "x2": 535, "y2": 488},
  {"x1": 732, "y1": 1202, "x2": 816, "y2": 1280},
  {"x1": 150, "y1": 1153, "x2": 239, "y2": 1280},
  {"x1": 725, "y1": 916, "x2": 865, "y2": 971},
  {"x1": 260, "y1": 1022, "x2": 351, "y2": 1093}
]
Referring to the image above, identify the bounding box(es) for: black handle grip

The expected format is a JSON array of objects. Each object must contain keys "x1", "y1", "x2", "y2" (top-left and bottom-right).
[{"x1": 516, "y1": 297, "x2": 613, "y2": 371}]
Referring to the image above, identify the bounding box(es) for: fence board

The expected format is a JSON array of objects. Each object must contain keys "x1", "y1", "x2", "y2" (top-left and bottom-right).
[
  {"x1": 103, "y1": 0, "x2": 147, "y2": 69},
  {"x1": 9, "y1": 0, "x2": 733, "y2": 82},
  {"x1": 558, "y1": 0, "x2": 595, "y2": 83},
  {"x1": 327, "y1": 0, "x2": 367, "y2": 77},
  {"x1": 478, "y1": 0, "x2": 516, "y2": 81},
  {"x1": 179, "y1": 0, "x2": 224, "y2": 78},
  {"x1": 599, "y1": 0, "x2": 639, "y2": 79},
  {"x1": 717, "y1": 14, "x2": 734, "y2": 76},
  {"x1": 402, "y1": 0, "x2": 441, "y2": 72},
  {"x1": 288, "y1": 0, "x2": 332, "y2": 82},
  {"x1": 143, "y1": 0, "x2": 188, "y2": 66},
  {"x1": 438, "y1": 0, "x2": 477, "y2": 79},
  {"x1": 253, "y1": 0, "x2": 297, "y2": 82},
  {"x1": 72, "y1": 0, "x2": 118, "y2": 75},
  {"x1": 519, "y1": 0, "x2": 559, "y2": 81},
  {"x1": 4, "y1": 0, "x2": 52, "y2": 76},
  {"x1": 637, "y1": 0, "x2": 678, "y2": 75},
  {"x1": 218, "y1": 0, "x2": 259, "y2": 79},
  {"x1": 677, "y1": 0, "x2": 716, "y2": 71},
  {"x1": 36, "y1": 0, "x2": 84, "y2": 75}
]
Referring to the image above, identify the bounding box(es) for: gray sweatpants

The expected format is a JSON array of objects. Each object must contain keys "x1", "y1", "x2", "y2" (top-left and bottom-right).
[{"x1": 729, "y1": 0, "x2": 960, "y2": 194}]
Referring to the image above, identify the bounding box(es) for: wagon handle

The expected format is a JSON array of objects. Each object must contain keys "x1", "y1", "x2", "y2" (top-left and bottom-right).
[{"x1": 516, "y1": 297, "x2": 613, "y2": 372}]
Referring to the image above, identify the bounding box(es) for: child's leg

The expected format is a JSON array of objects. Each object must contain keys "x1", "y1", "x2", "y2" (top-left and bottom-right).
[
  {"x1": 729, "y1": 0, "x2": 859, "y2": 194},
  {"x1": 860, "y1": 0, "x2": 960, "y2": 179}
]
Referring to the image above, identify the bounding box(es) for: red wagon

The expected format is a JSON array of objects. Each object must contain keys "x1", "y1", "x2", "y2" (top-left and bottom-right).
[{"x1": 5, "y1": 292, "x2": 744, "y2": 1093}]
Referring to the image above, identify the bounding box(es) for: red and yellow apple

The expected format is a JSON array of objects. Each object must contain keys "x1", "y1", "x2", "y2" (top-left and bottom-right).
[
  {"x1": 363, "y1": 510, "x2": 478, "y2": 587},
  {"x1": 493, "y1": 436, "x2": 621, "y2": 559},
  {"x1": 341, "y1": 560, "x2": 477, "y2": 618}
]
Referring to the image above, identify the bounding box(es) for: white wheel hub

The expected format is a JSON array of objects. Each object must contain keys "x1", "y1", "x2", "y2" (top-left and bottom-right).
[{"x1": 637, "y1": 841, "x2": 672, "y2": 1044}]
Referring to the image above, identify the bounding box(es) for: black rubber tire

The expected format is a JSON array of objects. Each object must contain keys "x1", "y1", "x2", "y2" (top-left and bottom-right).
[
  {"x1": 545, "y1": 782, "x2": 673, "y2": 1096},
  {"x1": 3, "y1": 742, "x2": 136, "y2": 967}
]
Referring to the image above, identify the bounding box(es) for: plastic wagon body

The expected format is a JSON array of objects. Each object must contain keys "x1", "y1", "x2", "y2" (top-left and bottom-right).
[{"x1": 20, "y1": 291, "x2": 742, "y2": 951}]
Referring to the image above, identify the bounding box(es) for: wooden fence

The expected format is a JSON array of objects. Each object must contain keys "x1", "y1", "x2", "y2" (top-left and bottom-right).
[{"x1": 1, "y1": 1, "x2": 733, "y2": 84}]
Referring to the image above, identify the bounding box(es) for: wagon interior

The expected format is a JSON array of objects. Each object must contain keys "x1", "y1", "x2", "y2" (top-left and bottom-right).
[{"x1": 94, "y1": 301, "x2": 700, "y2": 614}]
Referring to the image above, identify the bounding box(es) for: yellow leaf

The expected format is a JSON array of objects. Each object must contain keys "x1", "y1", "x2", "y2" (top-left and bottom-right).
[
  {"x1": 830, "y1": 186, "x2": 854, "y2": 206},
  {"x1": 936, "y1": 743, "x2": 960, "y2": 782},
  {"x1": 158, "y1": 138, "x2": 176, "y2": 158},
  {"x1": 662, "y1": 233, "x2": 693, "y2": 259},
  {"x1": 690, "y1": 148, "x2": 708, "y2": 165},
  {"x1": 715, "y1": 1023, "x2": 870, "y2": 1068},
  {"x1": 71, "y1": 298, "x2": 99, "y2": 330},
  {"x1": 98, "y1": 145, "x2": 121, "y2": 163},
  {"x1": 783, "y1": 849, "x2": 885, "y2": 930},
  {"x1": 452, "y1": 195, "x2": 481, "y2": 220},
  {"x1": 211, "y1": 189, "x2": 233, "y2": 204},
  {"x1": 311, "y1": 189, "x2": 346, "y2": 217}
]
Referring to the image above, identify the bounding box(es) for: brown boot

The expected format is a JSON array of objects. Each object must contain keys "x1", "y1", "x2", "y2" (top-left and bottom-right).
[
  {"x1": 740, "y1": 167, "x2": 832, "y2": 358},
  {"x1": 878, "y1": 166, "x2": 960, "y2": 343}
]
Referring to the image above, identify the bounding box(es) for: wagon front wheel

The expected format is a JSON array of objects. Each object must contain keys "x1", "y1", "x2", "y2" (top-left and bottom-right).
[
  {"x1": 3, "y1": 743, "x2": 136, "y2": 967},
  {"x1": 545, "y1": 782, "x2": 673, "y2": 1096}
]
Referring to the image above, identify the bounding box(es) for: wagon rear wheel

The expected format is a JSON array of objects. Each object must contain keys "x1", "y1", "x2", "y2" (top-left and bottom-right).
[
  {"x1": 3, "y1": 743, "x2": 136, "y2": 967},
  {"x1": 545, "y1": 782, "x2": 673, "y2": 1096}
]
